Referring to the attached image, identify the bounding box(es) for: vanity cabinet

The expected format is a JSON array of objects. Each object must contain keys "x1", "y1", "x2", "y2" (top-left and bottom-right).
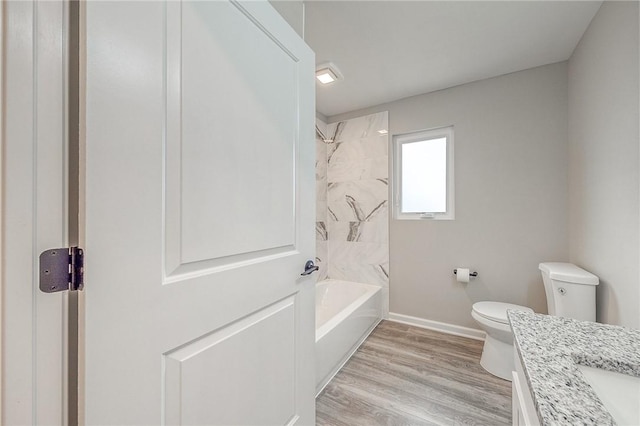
[{"x1": 512, "y1": 349, "x2": 540, "y2": 426}]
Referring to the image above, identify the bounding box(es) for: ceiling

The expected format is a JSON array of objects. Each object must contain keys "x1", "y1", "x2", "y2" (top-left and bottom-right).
[{"x1": 304, "y1": 1, "x2": 602, "y2": 117}]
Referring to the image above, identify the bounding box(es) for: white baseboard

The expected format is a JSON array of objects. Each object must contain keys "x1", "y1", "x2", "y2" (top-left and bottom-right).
[{"x1": 388, "y1": 312, "x2": 486, "y2": 341}]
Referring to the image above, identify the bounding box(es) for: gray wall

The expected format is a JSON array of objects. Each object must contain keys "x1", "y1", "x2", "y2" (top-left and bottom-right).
[
  {"x1": 330, "y1": 63, "x2": 569, "y2": 329},
  {"x1": 568, "y1": 1, "x2": 640, "y2": 328},
  {"x1": 269, "y1": 1, "x2": 304, "y2": 37}
]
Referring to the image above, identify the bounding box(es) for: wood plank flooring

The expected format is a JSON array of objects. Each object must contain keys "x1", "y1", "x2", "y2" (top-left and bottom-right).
[{"x1": 316, "y1": 320, "x2": 512, "y2": 426}]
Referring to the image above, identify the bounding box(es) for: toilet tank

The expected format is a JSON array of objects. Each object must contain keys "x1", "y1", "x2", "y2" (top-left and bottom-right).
[{"x1": 539, "y1": 262, "x2": 599, "y2": 322}]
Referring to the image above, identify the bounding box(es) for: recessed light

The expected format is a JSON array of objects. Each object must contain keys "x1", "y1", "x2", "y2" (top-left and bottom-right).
[
  {"x1": 378, "y1": 129, "x2": 388, "y2": 135},
  {"x1": 316, "y1": 71, "x2": 337, "y2": 84},
  {"x1": 316, "y1": 62, "x2": 343, "y2": 85}
]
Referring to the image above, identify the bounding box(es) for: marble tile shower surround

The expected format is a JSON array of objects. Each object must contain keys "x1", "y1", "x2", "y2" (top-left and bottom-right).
[
  {"x1": 316, "y1": 119, "x2": 329, "y2": 281},
  {"x1": 315, "y1": 112, "x2": 389, "y2": 316}
]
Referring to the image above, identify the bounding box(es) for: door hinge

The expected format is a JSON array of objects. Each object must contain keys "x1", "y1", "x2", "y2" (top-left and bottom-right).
[{"x1": 39, "y1": 247, "x2": 84, "y2": 293}]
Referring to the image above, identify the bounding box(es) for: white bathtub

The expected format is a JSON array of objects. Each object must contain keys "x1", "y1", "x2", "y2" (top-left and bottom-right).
[{"x1": 315, "y1": 279, "x2": 382, "y2": 395}]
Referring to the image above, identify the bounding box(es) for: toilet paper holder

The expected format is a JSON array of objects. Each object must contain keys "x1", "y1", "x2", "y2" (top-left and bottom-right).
[{"x1": 453, "y1": 269, "x2": 478, "y2": 277}]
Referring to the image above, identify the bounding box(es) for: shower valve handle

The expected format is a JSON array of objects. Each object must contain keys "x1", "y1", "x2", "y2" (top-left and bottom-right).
[{"x1": 301, "y1": 260, "x2": 319, "y2": 276}]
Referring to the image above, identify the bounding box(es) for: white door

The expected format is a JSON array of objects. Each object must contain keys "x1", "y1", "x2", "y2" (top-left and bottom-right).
[
  {"x1": 1, "y1": 1, "x2": 69, "y2": 424},
  {"x1": 83, "y1": 1, "x2": 316, "y2": 424}
]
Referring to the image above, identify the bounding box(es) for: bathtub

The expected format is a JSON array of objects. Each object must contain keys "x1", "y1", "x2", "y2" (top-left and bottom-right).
[{"x1": 315, "y1": 279, "x2": 382, "y2": 395}]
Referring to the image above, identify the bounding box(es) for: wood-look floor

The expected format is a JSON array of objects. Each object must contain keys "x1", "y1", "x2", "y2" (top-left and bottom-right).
[{"x1": 316, "y1": 320, "x2": 512, "y2": 426}]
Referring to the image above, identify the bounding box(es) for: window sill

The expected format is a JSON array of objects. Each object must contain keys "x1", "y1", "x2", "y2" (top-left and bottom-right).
[{"x1": 394, "y1": 213, "x2": 455, "y2": 221}]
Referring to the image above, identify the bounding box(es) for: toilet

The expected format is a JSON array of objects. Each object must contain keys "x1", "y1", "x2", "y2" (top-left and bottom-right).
[
  {"x1": 471, "y1": 302, "x2": 533, "y2": 380},
  {"x1": 471, "y1": 262, "x2": 599, "y2": 381}
]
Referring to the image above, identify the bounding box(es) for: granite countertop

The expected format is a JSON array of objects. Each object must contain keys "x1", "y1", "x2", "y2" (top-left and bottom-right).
[{"x1": 508, "y1": 310, "x2": 640, "y2": 425}]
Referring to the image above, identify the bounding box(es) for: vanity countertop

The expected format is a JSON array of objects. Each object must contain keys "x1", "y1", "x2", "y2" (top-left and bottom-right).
[{"x1": 508, "y1": 310, "x2": 640, "y2": 425}]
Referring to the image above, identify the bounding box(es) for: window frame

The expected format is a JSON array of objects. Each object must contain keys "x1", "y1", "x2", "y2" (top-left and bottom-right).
[{"x1": 392, "y1": 126, "x2": 455, "y2": 220}]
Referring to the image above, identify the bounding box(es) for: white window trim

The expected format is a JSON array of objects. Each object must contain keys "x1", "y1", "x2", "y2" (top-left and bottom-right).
[{"x1": 393, "y1": 126, "x2": 455, "y2": 220}]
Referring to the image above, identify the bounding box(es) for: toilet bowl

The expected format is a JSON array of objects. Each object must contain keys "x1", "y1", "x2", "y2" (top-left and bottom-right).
[
  {"x1": 471, "y1": 301, "x2": 533, "y2": 381},
  {"x1": 471, "y1": 263, "x2": 599, "y2": 381}
]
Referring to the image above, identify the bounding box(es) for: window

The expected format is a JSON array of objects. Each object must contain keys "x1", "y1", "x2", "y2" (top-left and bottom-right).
[{"x1": 393, "y1": 126, "x2": 454, "y2": 220}]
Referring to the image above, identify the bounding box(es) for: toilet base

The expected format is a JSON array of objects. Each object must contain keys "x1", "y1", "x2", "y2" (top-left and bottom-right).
[{"x1": 479, "y1": 334, "x2": 513, "y2": 381}]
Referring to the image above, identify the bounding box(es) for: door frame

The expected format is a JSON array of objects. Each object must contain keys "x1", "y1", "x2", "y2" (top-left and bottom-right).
[
  {"x1": 1, "y1": 1, "x2": 69, "y2": 424},
  {"x1": 0, "y1": 1, "x2": 5, "y2": 419}
]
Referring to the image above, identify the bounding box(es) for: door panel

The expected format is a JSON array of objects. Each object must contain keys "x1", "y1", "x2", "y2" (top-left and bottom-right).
[
  {"x1": 166, "y1": 1, "x2": 299, "y2": 276},
  {"x1": 83, "y1": 1, "x2": 315, "y2": 424},
  {"x1": 164, "y1": 296, "x2": 296, "y2": 425},
  {"x1": 179, "y1": 1, "x2": 297, "y2": 264}
]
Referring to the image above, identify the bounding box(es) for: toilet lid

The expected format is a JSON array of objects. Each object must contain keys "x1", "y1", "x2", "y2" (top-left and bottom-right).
[{"x1": 472, "y1": 301, "x2": 533, "y2": 324}]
